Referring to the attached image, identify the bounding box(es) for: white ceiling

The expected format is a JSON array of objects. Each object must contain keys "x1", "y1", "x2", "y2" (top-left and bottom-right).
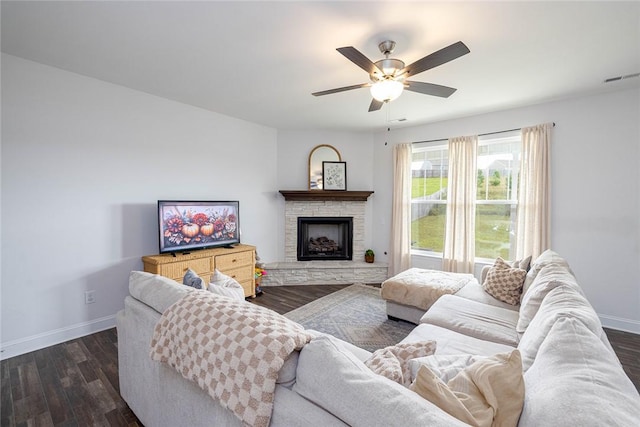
[{"x1": 2, "y1": 1, "x2": 639, "y2": 132}]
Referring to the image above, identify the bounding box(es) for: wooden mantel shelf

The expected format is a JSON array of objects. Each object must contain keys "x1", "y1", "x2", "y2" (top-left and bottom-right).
[{"x1": 279, "y1": 190, "x2": 374, "y2": 202}]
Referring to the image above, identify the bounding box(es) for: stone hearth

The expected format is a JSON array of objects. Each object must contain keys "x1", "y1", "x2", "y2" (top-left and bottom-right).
[{"x1": 262, "y1": 191, "x2": 388, "y2": 286}]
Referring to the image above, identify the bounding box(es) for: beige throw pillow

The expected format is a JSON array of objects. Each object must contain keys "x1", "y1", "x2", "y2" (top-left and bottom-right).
[
  {"x1": 364, "y1": 341, "x2": 436, "y2": 387},
  {"x1": 482, "y1": 257, "x2": 526, "y2": 305},
  {"x1": 410, "y1": 349, "x2": 525, "y2": 427}
]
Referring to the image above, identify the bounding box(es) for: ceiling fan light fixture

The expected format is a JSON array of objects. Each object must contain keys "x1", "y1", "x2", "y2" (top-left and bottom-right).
[{"x1": 370, "y1": 79, "x2": 404, "y2": 102}]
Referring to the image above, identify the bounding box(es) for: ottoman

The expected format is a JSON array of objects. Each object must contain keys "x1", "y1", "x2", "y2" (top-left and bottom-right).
[{"x1": 381, "y1": 268, "x2": 477, "y2": 324}]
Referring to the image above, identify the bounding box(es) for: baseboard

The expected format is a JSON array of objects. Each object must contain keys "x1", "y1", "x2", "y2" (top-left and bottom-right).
[
  {"x1": 599, "y1": 314, "x2": 640, "y2": 335},
  {"x1": 0, "y1": 315, "x2": 117, "y2": 360}
]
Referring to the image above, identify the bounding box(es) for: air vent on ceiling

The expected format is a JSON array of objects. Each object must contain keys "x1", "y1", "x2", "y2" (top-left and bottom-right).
[{"x1": 604, "y1": 73, "x2": 640, "y2": 83}]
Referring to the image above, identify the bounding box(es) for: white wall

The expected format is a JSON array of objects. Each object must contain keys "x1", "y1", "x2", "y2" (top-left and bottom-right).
[
  {"x1": 275, "y1": 130, "x2": 375, "y2": 261},
  {"x1": 0, "y1": 54, "x2": 280, "y2": 358},
  {"x1": 372, "y1": 87, "x2": 640, "y2": 333}
]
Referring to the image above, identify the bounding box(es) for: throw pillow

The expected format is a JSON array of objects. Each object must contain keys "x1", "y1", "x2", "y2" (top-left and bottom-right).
[
  {"x1": 410, "y1": 349, "x2": 525, "y2": 427},
  {"x1": 511, "y1": 255, "x2": 532, "y2": 272},
  {"x1": 364, "y1": 341, "x2": 436, "y2": 387},
  {"x1": 183, "y1": 268, "x2": 205, "y2": 290},
  {"x1": 482, "y1": 257, "x2": 526, "y2": 305},
  {"x1": 208, "y1": 269, "x2": 245, "y2": 301}
]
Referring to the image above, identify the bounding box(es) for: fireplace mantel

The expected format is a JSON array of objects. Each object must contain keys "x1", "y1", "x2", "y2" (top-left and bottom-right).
[{"x1": 279, "y1": 190, "x2": 374, "y2": 202}]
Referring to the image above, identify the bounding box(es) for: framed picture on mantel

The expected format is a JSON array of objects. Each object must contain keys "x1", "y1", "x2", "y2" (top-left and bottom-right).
[{"x1": 322, "y1": 161, "x2": 347, "y2": 191}]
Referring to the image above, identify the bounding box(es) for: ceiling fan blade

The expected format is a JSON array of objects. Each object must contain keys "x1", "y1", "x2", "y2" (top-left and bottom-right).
[
  {"x1": 312, "y1": 83, "x2": 370, "y2": 97},
  {"x1": 368, "y1": 99, "x2": 384, "y2": 112},
  {"x1": 405, "y1": 81, "x2": 457, "y2": 98},
  {"x1": 337, "y1": 46, "x2": 383, "y2": 75},
  {"x1": 400, "y1": 41, "x2": 470, "y2": 77}
]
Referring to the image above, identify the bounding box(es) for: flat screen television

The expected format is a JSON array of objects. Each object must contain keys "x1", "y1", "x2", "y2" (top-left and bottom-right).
[{"x1": 158, "y1": 200, "x2": 240, "y2": 254}]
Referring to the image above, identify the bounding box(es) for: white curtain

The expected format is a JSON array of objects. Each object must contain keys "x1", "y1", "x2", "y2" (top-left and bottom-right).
[
  {"x1": 390, "y1": 143, "x2": 412, "y2": 276},
  {"x1": 443, "y1": 135, "x2": 477, "y2": 273},
  {"x1": 516, "y1": 123, "x2": 552, "y2": 259}
]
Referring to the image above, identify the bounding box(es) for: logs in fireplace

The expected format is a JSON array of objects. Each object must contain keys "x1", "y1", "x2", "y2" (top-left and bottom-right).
[{"x1": 308, "y1": 236, "x2": 340, "y2": 254}]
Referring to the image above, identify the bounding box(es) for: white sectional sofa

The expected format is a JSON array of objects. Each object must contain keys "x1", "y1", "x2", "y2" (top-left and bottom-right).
[{"x1": 117, "y1": 250, "x2": 640, "y2": 426}]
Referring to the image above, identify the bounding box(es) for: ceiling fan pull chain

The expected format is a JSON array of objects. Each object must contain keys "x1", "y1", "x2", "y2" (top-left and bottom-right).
[{"x1": 386, "y1": 100, "x2": 391, "y2": 124}]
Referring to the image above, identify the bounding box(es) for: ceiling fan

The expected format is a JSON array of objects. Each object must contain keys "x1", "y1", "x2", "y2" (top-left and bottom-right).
[{"x1": 312, "y1": 40, "x2": 470, "y2": 112}]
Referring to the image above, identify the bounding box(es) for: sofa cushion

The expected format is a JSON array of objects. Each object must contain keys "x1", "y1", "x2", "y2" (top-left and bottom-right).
[
  {"x1": 420, "y1": 295, "x2": 519, "y2": 346},
  {"x1": 517, "y1": 284, "x2": 603, "y2": 371},
  {"x1": 453, "y1": 280, "x2": 519, "y2": 311},
  {"x1": 410, "y1": 349, "x2": 524, "y2": 427},
  {"x1": 364, "y1": 341, "x2": 436, "y2": 386},
  {"x1": 517, "y1": 266, "x2": 581, "y2": 337},
  {"x1": 307, "y1": 329, "x2": 373, "y2": 361},
  {"x1": 293, "y1": 335, "x2": 469, "y2": 427},
  {"x1": 481, "y1": 257, "x2": 526, "y2": 305},
  {"x1": 520, "y1": 317, "x2": 640, "y2": 426},
  {"x1": 401, "y1": 323, "x2": 515, "y2": 357},
  {"x1": 129, "y1": 271, "x2": 194, "y2": 313},
  {"x1": 522, "y1": 249, "x2": 573, "y2": 297}
]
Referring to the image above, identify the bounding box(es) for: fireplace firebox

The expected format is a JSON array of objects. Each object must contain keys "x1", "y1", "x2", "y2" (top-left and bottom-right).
[{"x1": 297, "y1": 217, "x2": 353, "y2": 261}]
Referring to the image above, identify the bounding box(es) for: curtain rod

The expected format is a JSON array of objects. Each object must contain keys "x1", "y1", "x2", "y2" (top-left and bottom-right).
[{"x1": 412, "y1": 122, "x2": 556, "y2": 145}]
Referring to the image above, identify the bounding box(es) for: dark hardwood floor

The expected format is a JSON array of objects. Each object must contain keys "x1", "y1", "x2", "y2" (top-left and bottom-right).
[{"x1": 1, "y1": 284, "x2": 639, "y2": 426}]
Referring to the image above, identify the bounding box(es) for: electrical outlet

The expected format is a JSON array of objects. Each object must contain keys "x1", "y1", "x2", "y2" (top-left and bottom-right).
[{"x1": 85, "y1": 290, "x2": 96, "y2": 304}]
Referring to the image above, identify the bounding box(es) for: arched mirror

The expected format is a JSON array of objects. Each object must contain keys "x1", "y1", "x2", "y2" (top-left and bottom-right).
[{"x1": 309, "y1": 145, "x2": 341, "y2": 190}]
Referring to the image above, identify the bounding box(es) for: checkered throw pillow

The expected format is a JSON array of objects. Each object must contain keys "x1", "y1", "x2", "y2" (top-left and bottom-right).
[
  {"x1": 482, "y1": 257, "x2": 527, "y2": 305},
  {"x1": 365, "y1": 341, "x2": 437, "y2": 387}
]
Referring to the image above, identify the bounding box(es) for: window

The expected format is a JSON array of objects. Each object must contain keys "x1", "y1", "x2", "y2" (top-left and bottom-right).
[
  {"x1": 411, "y1": 142, "x2": 448, "y2": 253},
  {"x1": 475, "y1": 132, "x2": 521, "y2": 259},
  {"x1": 410, "y1": 131, "x2": 521, "y2": 260}
]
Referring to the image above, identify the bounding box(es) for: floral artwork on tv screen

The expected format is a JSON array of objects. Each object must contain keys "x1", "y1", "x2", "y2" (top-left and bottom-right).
[{"x1": 158, "y1": 201, "x2": 240, "y2": 254}]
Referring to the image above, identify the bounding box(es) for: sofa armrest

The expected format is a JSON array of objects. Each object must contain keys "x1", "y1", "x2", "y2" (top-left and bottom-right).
[{"x1": 481, "y1": 265, "x2": 491, "y2": 284}]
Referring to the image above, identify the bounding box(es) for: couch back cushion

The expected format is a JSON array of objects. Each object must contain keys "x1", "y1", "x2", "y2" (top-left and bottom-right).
[
  {"x1": 293, "y1": 335, "x2": 468, "y2": 427},
  {"x1": 129, "y1": 271, "x2": 194, "y2": 314},
  {"x1": 522, "y1": 249, "x2": 573, "y2": 297},
  {"x1": 517, "y1": 284, "x2": 603, "y2": 370},
  {"x1": 517, "y1": 260, "x2": 581, "y2": 335},
  {"x1": 520, "y1": 317, "x2": 640, "y2": 427}
]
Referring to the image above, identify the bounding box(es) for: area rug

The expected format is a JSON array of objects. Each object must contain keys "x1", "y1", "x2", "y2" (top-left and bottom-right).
[{"x1": 284, "y1": 283, "x2": 415, "y2": 352}]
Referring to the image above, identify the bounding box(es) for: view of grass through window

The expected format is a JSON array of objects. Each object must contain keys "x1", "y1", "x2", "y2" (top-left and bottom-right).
[{"x1": 411, "y1": 135, "x2": 520, "y2": 259}]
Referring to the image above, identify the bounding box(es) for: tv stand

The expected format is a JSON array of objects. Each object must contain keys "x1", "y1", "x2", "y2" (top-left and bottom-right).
[{"x1": 142, "y1": 244, "x2": 256, "y2": 298}]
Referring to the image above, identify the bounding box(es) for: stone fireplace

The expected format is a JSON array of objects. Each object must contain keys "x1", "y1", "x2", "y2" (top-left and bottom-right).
[{"x1": 261, "y1": 191, "x2": 388, "y2": 286}]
